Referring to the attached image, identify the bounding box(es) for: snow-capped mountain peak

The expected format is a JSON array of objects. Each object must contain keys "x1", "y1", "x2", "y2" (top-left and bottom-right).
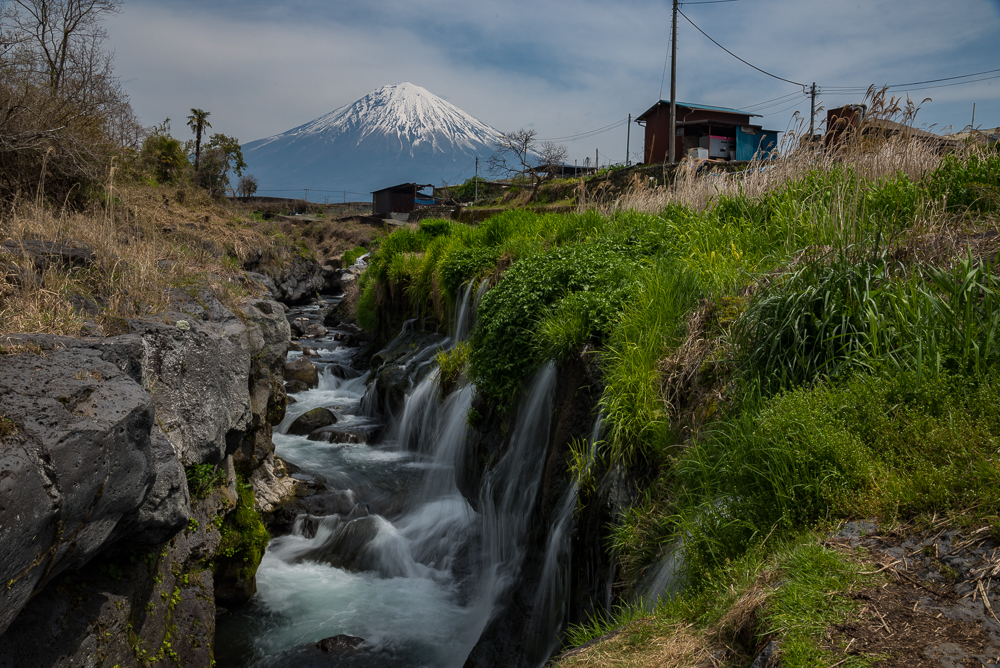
[{"x1": 243, "y1": 83, "x2": 503, "y2": 193}]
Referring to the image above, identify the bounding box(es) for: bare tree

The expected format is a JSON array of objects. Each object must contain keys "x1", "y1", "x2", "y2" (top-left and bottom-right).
[
  {"x1": 5, "y1": 0, "x2": 122, "y2": 91},
  {"x1": 487, "y1": 128, "x2": 569, "y2": 202},
  {"x1": 236, "y1": 174, "x2": 258, "y2": 199},
  {"x1": 0, "y1": 0, "x2": 136, "y2": 201}
]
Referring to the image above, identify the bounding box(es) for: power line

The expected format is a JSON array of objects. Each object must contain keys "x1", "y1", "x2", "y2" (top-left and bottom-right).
[
  {"x1": 742, "y1": 91, "x2": 803, "y2": 110},
  {"x1": 538, "y1": 118, "x2": 629, "y2": 142},
  {"x1": 678, "y1": 8, "x2": 806, "y2": 87},
  {"x1": 658, "y1": 17, "x2": 672, "y2": 100},
  {"x1": 758, "y1": 96, "x2": 810, "y2": 117}
]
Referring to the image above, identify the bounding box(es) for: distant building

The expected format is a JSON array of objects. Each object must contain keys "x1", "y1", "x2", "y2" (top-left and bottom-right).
[
  {"x1": 371, "y1": 183, "x2": 434, "y2": 216},
  {"x1": 635, "y1": 100, "x2": 779, "y2": 164},
  {"x1": 824, "y1": 104, "x2": 957, "y2": 153}
]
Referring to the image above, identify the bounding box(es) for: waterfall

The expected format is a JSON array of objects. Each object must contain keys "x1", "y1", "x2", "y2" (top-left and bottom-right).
[
  {"x1": 233, "y1": 294, "x2": 586, "y2": 668},
  {"x1": 525, "y1": 413, "x2": 604, "y2": 665}
]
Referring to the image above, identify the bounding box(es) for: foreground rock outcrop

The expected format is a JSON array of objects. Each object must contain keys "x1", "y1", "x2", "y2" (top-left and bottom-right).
[{"x1": 0, "y1": 292, "x2": 292, "y2": 665}]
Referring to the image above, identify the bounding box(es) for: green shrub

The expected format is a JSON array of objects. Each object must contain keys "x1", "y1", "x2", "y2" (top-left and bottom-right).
[
  {"x1": 469, "y1": 241, "x2": 639, "y2": 408},
  {"x1": 216, "y1": 479, "x2": 270, "y2": 580},
  {"x1": 341, "y1": 246, "x2": 368, "y2": 267},
  {"x1": 185, "y1": 463, "x2": 226, "y2": 500},
  {"x1": 418, "y1": 218, "x2": 453, "y2": 238},
  {"x1": 435, "y1": 342, "x2": 469, "y2": 397}
]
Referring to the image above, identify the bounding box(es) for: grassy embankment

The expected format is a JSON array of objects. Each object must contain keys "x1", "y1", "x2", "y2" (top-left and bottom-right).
[
  {"x1": 352, "y1": 129, "x2": 1000, "y2": 665},
  {"x1": 0, "y1": 183, "x2": 379, "y2": 337}
]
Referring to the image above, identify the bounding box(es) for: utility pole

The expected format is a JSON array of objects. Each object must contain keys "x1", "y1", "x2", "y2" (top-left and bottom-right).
[
  {"x1": 972, "y1": 103, "x2": 976, "y2": 131},
  {"x1": 304, "y1": 188, "x2": 309, "y2": 203},
  {"x1": 596, "y1": 149, "x2": 599, "y2": 170},
  {"x1": 475, "y1": 157, "x2": 479, "y2": 201},
  {"x1": 626, "y1": 113, "x2": 631, "y2": 166},
  {"x1": 669, "y1": 0, "x2": 678, "y2": 165},
  {"x1": 809, "y1": 82, "x2": 817, "y2": 140}
]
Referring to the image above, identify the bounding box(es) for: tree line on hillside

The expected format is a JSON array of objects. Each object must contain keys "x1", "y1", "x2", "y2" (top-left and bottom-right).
[{"x1": 0, "y1": 0, "x2": 256, "y2": 204}]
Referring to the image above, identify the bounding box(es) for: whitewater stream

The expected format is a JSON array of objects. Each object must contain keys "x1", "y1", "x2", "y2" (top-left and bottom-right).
[{"x1": 217, "y1": 286, "x2": 590, "y2": 667}]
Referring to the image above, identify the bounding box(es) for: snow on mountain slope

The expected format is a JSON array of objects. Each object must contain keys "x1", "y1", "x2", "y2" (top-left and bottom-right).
[{"x1": 243, "y1": 83, "x2": 503, "y2": 196}]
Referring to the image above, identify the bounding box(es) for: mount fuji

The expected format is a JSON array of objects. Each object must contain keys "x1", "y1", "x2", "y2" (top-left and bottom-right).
[{"x1": 242, "y1": 83, "x2": 503, "y2": 198}]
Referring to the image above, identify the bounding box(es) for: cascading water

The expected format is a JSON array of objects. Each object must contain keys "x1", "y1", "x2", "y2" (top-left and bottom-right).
[
  {"x1": 524, "y1": 415, "x2": 603, "y2": 664},
  {"x1": 225, "y1": 283, "x2": 587, "y2": 667}
]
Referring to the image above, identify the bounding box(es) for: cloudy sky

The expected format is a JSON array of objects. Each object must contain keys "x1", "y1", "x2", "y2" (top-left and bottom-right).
[{"x1": 106, "y1": 0, "x2": 1000, "y2": 185}]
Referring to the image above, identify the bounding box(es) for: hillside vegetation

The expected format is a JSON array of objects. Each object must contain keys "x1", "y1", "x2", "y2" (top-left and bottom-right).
[{"x1": 355, "y1": 126, "x2": 1000, "y2": 665}]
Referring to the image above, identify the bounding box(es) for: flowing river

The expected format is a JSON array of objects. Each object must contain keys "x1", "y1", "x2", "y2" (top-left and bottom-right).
[{"x1": 217, "y1": 286, "x2": 593, "y2": 667}]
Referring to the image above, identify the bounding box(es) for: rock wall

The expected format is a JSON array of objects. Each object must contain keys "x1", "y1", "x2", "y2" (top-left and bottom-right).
[{"x1": 0, "y1": 292, "x2": 291, "y2": 666}]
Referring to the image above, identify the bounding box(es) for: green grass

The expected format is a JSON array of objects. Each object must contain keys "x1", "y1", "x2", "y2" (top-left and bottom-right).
[
  {"x1": 356, "y1": 153, "x2": 1000, "y2": 654},
  {"x1": 560, "y1": 535, "x2": 877, "y2": 667}
]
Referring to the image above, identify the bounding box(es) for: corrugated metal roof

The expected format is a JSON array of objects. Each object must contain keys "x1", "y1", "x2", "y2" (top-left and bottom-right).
[{"x1": 637, "y1": 100, "x2": 762, "y2": 121}]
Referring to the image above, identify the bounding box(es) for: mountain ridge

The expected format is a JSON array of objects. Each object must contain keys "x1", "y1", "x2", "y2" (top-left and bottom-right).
[{"x1": 242, "y1": 83, "x2": 502, "y2": 196}]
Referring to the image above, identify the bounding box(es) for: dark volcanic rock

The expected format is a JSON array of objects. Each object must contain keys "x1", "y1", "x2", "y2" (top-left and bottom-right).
[
  {"x1": 286, "y1": 379, "x2": 309, "y2": 394},
  {"x1": 307, "y1": 423, "x2": 382, "y2": 444},
  {"x1": 1, "y1": 238, "x2": 95, "y2": 271},
  {"x1": 285, "y1": 357, "x2": 320, "y2": 388},
  {"x1": 317, "y1": 634, "x2": 366, "y2": 653},
  {"x1": 305, "y1": 322, "x2": 328, "y2": 338},
  {"x1": 288, "y1": 407, "x2": 338, "y2": 435},
  {"x1": 263, "y1": 255, "x2": 326, "y2": 305},
  {"x1": 0, "y1": 335, "x2": 190, "y2": 635}
]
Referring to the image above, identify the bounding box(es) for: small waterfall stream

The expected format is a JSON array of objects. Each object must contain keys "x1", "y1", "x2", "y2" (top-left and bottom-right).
[{"x1": 220, "y1": 286, "x2": 597, "y2": 667}]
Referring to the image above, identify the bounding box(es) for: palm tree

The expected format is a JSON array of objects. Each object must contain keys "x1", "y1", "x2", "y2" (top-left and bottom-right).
[{"x1": 186, "y1": 109, "x2": 212, "y2": 174}]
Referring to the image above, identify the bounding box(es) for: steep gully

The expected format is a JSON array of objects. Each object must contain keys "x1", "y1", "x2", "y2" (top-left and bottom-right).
[{"x1": 219, "y1": 282, "x2": 619, "y2": 667}]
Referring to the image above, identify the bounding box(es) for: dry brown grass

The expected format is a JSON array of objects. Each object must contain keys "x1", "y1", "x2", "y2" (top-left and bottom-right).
[
  {"x1": 0, "y1": 180, "x2": 301, "y2": 336},
  {"x1": 553, "y1": 620, "x2": 713, "y2": 668}
]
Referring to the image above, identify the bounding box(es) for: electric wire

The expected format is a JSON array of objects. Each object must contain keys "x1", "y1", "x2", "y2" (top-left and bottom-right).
[
  {"x1": 678, "y1": 8, "x2": 806, "y2": 87},
  {"x1": 757, "y1": 96, "x2": 810, "y2": 118},
  {"x1": 538, "y1": 118, "x2": 629, "y2": 142},
  {"x1": 659, "y1": 22, "x2": 672, "y2": 100},
  {"x1": 741, "y1": 91, "x2": 803, "y2": 110}
]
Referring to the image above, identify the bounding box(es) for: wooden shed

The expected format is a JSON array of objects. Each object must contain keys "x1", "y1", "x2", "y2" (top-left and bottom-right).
[
  {"x1": 635, "y1": 100, "x2": 779, "y2": 163},
  {"x1": 372, "y1": 183, "x2": 434, "y2": 216}
]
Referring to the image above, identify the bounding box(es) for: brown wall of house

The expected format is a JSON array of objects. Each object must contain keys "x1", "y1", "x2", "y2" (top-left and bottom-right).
[{"x1": 642, "y1": 104, "x2": 753, "y2": 163}]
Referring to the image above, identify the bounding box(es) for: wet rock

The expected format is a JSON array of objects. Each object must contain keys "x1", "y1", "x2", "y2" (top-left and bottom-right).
[
  {"x1": 289, "y1": 317, "x2": 310, "y2": 337},
  {"x1": 285, "y1": 379, "x2": 309, "y2": 394},
  {"x1": 324, "y1": 310, "x2": 341, "y2": 327},
  {"x1": 307, "y1": 423, "x2": 382, "y2": 445},
  {"x1": 329, "y1": 362, "x2": 364, "y2": 379},
  {"x1": 261, "y1": 255, "x2": 326, "y2": 305},
  {"x1": 288, "y1": 407, "x2": 338, "y2": 435},
  {"x1": 322, "y1": 265, "x2": 343, "y2": 294},
  {"x1": 288, "y1": 340, "x2": 302, "y2": 352},
  {"x1": 295, "y1": 516, "x2": 396, "y2": 575},
  {"x1": 284, "y1": 357, "x2": 319, "y2": 388},
  {"x1": 317, "y1": 634, "x2": 366, "y2": 653},
  {"x1": 305, "y1": 323, "x2": 328, "y2": 338}
]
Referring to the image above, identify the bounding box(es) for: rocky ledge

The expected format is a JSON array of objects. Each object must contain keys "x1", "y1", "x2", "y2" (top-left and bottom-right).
[{"x1": 0, "y1": 291, "x2": 293, "y2": 666}]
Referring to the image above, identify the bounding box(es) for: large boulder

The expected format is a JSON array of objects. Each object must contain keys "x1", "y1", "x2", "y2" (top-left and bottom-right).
[
  {"x1": 0, "y1": 335, "x2": 190, "y2": 636},
  {"x1": 288, "y1": 407, "x2": 338, "y2": 435},
  {"x1": 265, "y1": 255, "x2": 326, "y2": 305},
  {"x1": 285, "y1": 357, "x2": 320, "y2": 388}
]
